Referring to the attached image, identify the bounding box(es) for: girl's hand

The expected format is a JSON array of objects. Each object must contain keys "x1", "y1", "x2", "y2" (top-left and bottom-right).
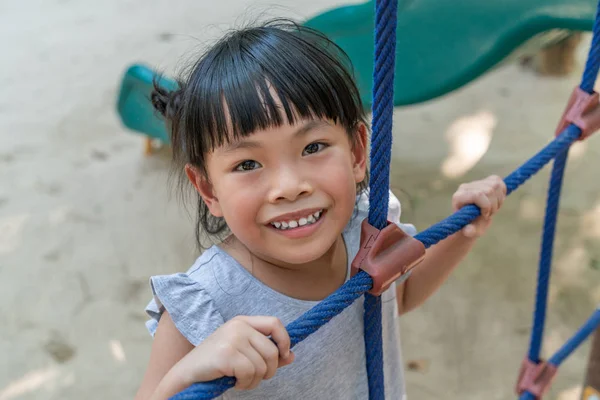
[
  {"x1": 451, "y1": 175, "x2": 507, "y2": 238},
  {"x1": 175, "y1": 316, "x2": 294, "y2": 391}
]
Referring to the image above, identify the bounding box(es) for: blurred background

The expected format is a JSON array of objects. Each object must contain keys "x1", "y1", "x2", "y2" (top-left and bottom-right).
[{"x1": 1, "y1": 0, "x2": 599, "y2": 399}]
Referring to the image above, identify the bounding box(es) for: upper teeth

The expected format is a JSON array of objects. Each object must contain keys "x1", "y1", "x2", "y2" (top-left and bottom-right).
[{"x1": 271, "y1": 210, "x2": 322, "y2": 230}]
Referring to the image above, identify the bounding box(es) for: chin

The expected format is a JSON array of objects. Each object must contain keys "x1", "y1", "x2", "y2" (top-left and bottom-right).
[
  {"x1": 270, "y1": 239, "x2": 337, "y2": 265},
  {"x1": 276, "y1": 250, "x2": 322, "y2": 265}
]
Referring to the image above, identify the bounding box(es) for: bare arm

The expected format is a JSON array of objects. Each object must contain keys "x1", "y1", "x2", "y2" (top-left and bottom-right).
[
  {"x1": 135, "y1": 312, "x2": 195, "y2": 400},
  {"x1": 396, "y1": 232, "x2": 476, "y2": 315},
  {"x1": 396, "y1": 175, "x2": 506, "y2": 315}
]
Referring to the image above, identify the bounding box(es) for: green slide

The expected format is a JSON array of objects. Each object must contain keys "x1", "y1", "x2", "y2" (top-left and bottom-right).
[{"x1": 116, "y1": 0, "x2": 596, "y2": 143}]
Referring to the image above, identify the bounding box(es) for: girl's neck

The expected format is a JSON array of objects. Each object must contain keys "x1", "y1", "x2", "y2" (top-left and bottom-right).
[{"x1": 220, "y1": 235, "x2": 348, "y2": 302}]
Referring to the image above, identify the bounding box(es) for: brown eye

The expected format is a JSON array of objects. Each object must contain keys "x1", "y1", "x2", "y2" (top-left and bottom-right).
[
  {"x1": 303, "y1": 142, "x2": 326, "y2": 155},
  {"x1": 235, "y1": 160, "x2": 261, "y2": 171}
]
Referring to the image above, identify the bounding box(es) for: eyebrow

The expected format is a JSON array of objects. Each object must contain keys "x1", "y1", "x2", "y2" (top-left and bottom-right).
[{"x1": 222, "y1": 120, "x2": 330, "y2": 153}]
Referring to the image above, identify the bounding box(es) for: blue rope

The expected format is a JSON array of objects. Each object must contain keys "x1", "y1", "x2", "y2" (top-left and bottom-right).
[
  {"x1": 518, "y1": 148, "x2": 569, "y2": 400},
  {"x1": 549, "y1": 308, "x2": 600, "y2": 366},
  {"x1": 581, "y1": 0, "x2": 600, "y2": 93},
  {"x1": 414, "y1": 126, "x2": 580, "y2": 248},
  {"x1": 522, "y1": 0, "x2": 600, "y2": 388},
  {"x1": 369, "y1": 0, "x2": 397, "y2": 230},
  {"x1": 170, "y1": 378, "x2": 236, "y2": 400},
  {"x1": 527, "y1": 149, "x2": 568, "y2": 363},
  {"x1": 364, "y1": 293, "x2": 384, "y2": 399},
  {"x1": 519, "y1": 309, "x2": 600, "y2": 400},
  {"x1": 169, "y1": 125, "x2": 580, "y2": 400},
  {"x1": 364, "y1": 0, "x2": 399, "y2": 396}
]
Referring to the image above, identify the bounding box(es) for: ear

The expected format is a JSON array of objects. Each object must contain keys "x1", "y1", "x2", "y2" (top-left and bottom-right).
[
  {"x1": 185, "y1": 164, "x2": 223, "y2": 217},
  {"x1": 351, "y1": 123, "x2": 368, "y2": 184}
]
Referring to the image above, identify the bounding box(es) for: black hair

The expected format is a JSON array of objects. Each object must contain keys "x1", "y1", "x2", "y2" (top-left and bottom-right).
[{"x1": 151, "y1": 19, "x2": 369, "y2": 249}]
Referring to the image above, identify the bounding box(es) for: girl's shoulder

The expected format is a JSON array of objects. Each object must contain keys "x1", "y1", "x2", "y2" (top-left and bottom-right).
[
  {"x1": 348, "y1": 190, "x2": 417, "y2": 236},
  {"x1": 144, "y1": 246, "x2": 250, "y2": 345}
]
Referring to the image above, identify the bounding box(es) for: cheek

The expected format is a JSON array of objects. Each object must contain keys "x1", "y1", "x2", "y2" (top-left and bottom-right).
[
  {"x1": 215, "y1": 178, "x2": 263, "y2": 229},
  {"x1": 314, "y1": 153, "x2": 358, "y2": 207}
]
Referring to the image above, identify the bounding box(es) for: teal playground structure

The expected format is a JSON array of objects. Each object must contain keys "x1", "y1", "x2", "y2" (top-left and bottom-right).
[{"x1": 117, "y1": 0, "x2": 597, "y2": 149}]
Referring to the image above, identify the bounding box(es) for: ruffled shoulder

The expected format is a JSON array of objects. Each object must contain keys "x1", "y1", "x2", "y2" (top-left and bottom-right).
[{"x1": 145, "y1": 272, "x2": 225, "y2": 346}]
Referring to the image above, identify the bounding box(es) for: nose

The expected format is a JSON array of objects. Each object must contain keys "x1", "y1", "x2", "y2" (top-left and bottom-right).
[{"x1": 267, "y1": 165, "x2": 313, "y2": 203}]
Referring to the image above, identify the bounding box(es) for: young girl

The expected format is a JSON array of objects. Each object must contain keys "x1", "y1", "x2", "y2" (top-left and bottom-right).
[{"x1": 136, "y1": 20, "x2": 507, "y2": 400}]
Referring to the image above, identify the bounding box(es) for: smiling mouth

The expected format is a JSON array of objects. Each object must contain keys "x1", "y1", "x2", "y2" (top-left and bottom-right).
[{"x1": 269, "y1": 209, "x2": 324, "y2": 230}]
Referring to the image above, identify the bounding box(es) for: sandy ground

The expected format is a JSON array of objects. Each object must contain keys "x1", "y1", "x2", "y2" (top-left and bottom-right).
[{"x1": 1, "y1": 1, "x2": 600, "y2": 399}]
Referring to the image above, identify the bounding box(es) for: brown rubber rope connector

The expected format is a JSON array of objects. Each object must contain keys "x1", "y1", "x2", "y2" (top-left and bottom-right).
[{"x1": 350, "y1": 219, "x2": 426, "y2": 296}]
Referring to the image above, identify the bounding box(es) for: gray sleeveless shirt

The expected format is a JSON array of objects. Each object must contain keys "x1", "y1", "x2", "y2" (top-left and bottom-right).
[{"x1": 145, "y1": 192, "x2": 416, "y2": 399}]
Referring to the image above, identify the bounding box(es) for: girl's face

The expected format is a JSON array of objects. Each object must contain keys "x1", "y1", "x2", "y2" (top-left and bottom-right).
[{"x1": 189, "y1": 119, "x2": 367, "y2": 265}]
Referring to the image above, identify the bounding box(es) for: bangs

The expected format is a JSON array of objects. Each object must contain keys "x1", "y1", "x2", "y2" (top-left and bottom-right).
[
  {"x1": 153, "y1": 19, "x2": 370, "y2": 248},
  {"x1": 177, "y1": 21, "x2": 366, "y2": 163}
]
